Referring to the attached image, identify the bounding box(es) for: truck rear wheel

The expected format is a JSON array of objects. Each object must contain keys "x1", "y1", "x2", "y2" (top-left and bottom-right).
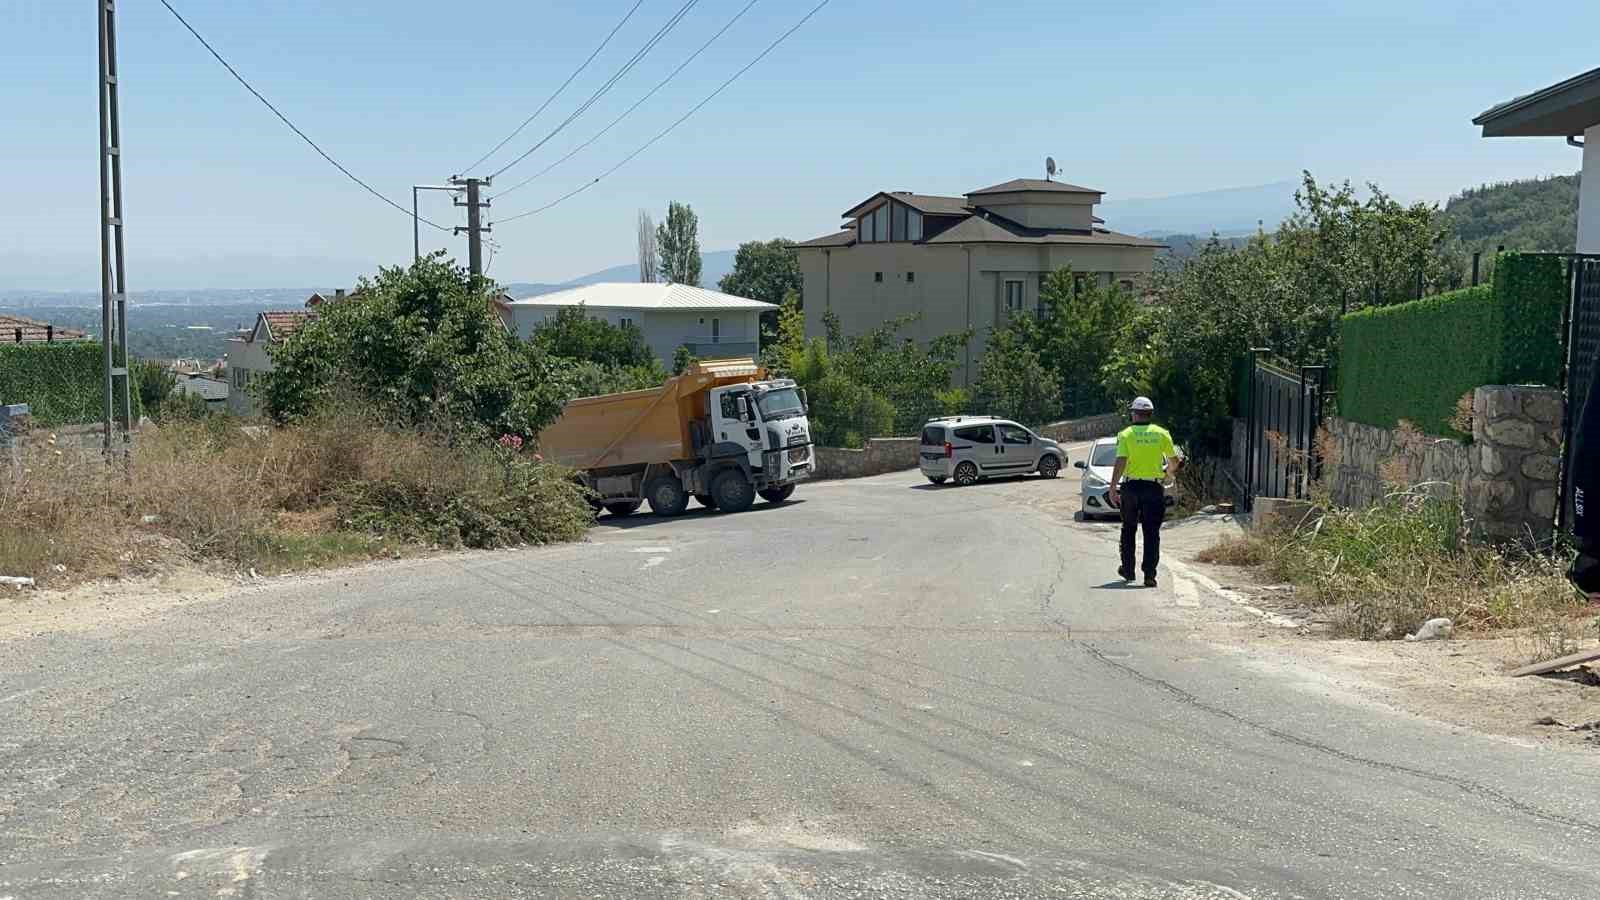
[
  {"x1": 604, "y1": 501, "x2": 642, "y2": 517},
  {"x1": 711, "y1": 469, "x2": 756, "y2": 513},
  {"x1": 758, "y1": 485, "x2": 795, "y2": 504},
  {"x1": 645, "y1": 475, "x2": 689, "y2": 517}
]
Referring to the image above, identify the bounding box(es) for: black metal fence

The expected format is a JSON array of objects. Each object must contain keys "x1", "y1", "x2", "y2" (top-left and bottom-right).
[
  {"x1": 1243, "y1": 353, "x2": 1328, "y2": 511},
  {"x1": 1560, "y1": 255, "x2": 1600, "y2": 533}
]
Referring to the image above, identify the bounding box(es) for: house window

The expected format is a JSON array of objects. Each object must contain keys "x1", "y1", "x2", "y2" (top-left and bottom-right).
[
  {"x1": 711, "y1": 317, "x2": 720, "y2": 343},
  {"x1": 906, "y1": 271, "x2": 915, "y2": 283},
  {"x1": 859, "y1": 207, "x2": 878, "y2": 243},
  {"x1": 891, "y1": 204, "x2": 907, "y2": 241},
  {"x1": 874, "y1": 272, "x2": 884, "y2": 283},
  {"x1": 1004, "y1": 280, "x2": 1024, "y2": 313},
  {"x1": 1119, "y1": 279, "x2": 1135, "y2": 292},
  {"x1": 907, "y1": 209, "x2": 923, "y2": 241},
  {"x1": 874, "y1": 207, "x2": 888, "y2": 242},
  {"x1": 618, "y1": 316, "x2": 634, "y2": 329}
]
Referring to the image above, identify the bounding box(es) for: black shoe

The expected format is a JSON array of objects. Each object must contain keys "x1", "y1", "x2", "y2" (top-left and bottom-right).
[
  {"x1": 1144, "y1": 575, "x2": 1158, "y2": 588},
  {"x1": 1117, "y1": 566, "x2": 1133, "y2": 582}
]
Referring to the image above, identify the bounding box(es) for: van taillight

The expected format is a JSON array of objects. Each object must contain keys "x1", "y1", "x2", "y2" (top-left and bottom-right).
[{"x1": 944, "y1": 441, "x2": 953, "y2": 458}]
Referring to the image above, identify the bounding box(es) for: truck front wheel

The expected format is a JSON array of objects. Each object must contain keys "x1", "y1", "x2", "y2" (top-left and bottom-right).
[
  {"x1": 758, "y1": 485, "x2": 795, "y2": 504},
  {"x1": 645, "y1": 475, "x2": 689, "y2": 517},
  {"x1": 711, "y1": 469, "x2": 756, "y2": 513}
]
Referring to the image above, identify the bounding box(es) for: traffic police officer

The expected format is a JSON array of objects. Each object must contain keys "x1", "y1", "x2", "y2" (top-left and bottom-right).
[{"x1": 1109, "y1": 396, "x2": 1182, "y2": 587}]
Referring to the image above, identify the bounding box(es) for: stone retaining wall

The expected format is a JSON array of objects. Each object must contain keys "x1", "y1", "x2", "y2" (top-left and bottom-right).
[
  {"x1": 811, "y1": 412, "x2": 1124, "y2": 481},
  {"x1": 1322, "y1": 385, "x2": 1562, "y2": 542},
  {"x1": 812, "y1": 437, "x2": 920, "y2": 480}
]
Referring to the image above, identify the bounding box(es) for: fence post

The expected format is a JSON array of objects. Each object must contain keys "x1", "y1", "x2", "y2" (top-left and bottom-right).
[{"x1": 1471, "y1": 252, "x2": 1481, "y2": 286}]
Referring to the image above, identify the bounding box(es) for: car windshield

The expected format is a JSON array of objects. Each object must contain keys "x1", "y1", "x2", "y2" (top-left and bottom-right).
[
  {"x1": 756, "y1": 387, "x2": 805, "y2": 420},
  {"x1": 1091, "y1": 442, "x2": 1119, "y2": 467}
]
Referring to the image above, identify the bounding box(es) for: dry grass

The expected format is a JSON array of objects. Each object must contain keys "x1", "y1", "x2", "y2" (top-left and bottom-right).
[
  {"x1": 1199, "y1": 487, "x2": 1594, "y2": 648},
  {"x1": 0, "y1": 414, "x2": 591, "y2": 587}
]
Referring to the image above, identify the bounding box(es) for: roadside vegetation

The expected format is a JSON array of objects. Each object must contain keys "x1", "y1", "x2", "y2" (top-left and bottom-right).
[{"x1": 1198, "y1": 490, "x2": 1594, "y2": 649}]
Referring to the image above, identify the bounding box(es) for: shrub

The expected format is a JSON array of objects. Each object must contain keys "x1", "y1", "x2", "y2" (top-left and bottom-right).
[
  {"x1": 257, "y1": 255, "x2": 568, "y2": 442},
  {"x1": 1338, "y1": 285, "x2": 1496, "y2": 437},
  {"x1": 532, "y1": 304, "x2": 657, "y2": 370},
  {"x1": 0, "y1": 342, "x2": 144, "y2": 425}
]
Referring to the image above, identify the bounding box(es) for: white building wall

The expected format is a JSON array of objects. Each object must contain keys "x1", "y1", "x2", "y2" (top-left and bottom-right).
[
  {"x1": 225, "y1": 338, "x2": 274, "y2": 417},
  {"x1": 1581, "y1": 123, "x2": 1600, "y2": 253}
]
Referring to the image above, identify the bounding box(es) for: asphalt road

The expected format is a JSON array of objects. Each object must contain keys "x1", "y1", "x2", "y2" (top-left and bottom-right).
[{"x1": 5, "y1": 459, "x2": 1600, "y2": 898}]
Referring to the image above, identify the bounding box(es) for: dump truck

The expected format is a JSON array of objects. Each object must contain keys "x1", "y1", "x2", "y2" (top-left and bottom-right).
[{"x1": 538, "y1": 358, "x2": 814, "y2": 518}]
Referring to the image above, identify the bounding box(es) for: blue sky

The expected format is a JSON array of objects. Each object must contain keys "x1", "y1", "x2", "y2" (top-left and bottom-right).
[{"x1": 2, "y1": 0, "x2": 1595, "y2": 289}]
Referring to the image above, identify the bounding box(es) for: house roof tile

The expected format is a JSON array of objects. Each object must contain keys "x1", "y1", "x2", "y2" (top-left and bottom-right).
[
  {"x1": 0, "y1": 314, "x2": 90, "y2": 343},
  {"x1": 257, "y1": 310, "x2": 318, "y2": 343},
  {"x1": 967, "y1": 178, "x2": 1102, "y2": 196}
]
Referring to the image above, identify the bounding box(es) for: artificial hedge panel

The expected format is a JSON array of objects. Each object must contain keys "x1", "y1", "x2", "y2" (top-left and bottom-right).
[
  {"x1": 1491, "y1": 252, "x2": 1565, "y2": 385},
  {"x1": 1337, "y1": 285, "x2": 1496, "y2": 438},
  {"x1": 0, "y1": 341, "x2": 143, "y2": 426}
]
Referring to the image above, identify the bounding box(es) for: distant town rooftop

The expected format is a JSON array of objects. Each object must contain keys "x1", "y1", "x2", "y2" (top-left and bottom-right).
[
  {"x1": 0, "y1": 314, "x2": 89, "y2": 344},
  {"x1": 503, "y1": 282, "x2": 775, "y2": 312}
]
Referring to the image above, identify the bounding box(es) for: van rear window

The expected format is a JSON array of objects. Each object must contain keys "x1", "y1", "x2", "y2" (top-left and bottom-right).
[{"x1": 920, "y1": 426, "x2": 945, "y2": 445}]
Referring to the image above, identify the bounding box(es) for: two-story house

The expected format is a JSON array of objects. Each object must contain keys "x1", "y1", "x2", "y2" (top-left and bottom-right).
[{"x1": 796, "y1": 178, "x2": 1164, "y2": 384}]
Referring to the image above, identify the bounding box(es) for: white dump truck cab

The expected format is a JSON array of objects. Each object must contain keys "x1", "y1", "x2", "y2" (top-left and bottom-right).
[{"x1": 704, "y1": 378, "x2": 814, "y2": 486}]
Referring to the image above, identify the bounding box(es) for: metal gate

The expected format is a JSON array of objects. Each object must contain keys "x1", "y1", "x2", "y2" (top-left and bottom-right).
[
  {"x1": 1243, "y1": 353, "x2": 1328, "y2": 511},
  {"x1": 1560, "y1": 255, "x2": 1600, "y2": 532}
]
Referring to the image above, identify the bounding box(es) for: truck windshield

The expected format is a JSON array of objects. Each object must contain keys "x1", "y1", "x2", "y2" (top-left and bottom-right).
[{"x1": 756, "y1": 387, "x2": 805, "y2": 420}]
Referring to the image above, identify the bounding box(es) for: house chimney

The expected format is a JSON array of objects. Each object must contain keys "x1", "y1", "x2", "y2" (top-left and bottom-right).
[{"x1": 335, "y1": 288, "x2": 345, "y2": 299}]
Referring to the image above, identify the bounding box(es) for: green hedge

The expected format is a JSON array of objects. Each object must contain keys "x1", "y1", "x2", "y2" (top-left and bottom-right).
[
  {"x1": 1336, "y1": 252, "x2": 1566, "y2": 437},
  {"x1": 0, "y1": 342, "x2": 143, "y2": 426},
  {"x1": 1491, "y1": 253, "x2": 1565, "y2": 385}
]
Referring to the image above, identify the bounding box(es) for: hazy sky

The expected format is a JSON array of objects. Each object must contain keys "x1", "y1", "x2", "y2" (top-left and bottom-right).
[{"x1": 3, "y1": 0, "x2": 1594, "y2": 289}]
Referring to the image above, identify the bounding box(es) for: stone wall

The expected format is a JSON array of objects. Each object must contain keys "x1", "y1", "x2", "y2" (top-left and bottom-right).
[
  {"x1": 1037, "y1": 412, "x2": 1123, "y2": 443},
  {"x1": 812, "y1": 437, "x2": 920, "y2": 480},
  {"x1": 1320, "y1": 385, "x2": 1562, "y2": 543}
]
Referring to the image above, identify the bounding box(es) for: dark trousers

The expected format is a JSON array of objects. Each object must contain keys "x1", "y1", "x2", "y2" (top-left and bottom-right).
[{"x1": 1119, "y1": 480, "x2": 1166, "y2": 577}]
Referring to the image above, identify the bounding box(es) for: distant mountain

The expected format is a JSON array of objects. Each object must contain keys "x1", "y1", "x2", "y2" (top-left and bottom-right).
[
  {"x1": 1097, "y1": 180, "x2": 1300, "y2": 238},
  {"x1": 1152, "y1": 232, "x2": 1256, "y2": 266},
  {"x1": 1440, "y1": 173, "x2": 1579, "y2": 253},
  {"x1": 502, "y1": 249, "x2": 739, "y2": 299}
]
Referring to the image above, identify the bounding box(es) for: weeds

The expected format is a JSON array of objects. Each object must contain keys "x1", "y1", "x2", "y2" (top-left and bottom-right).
[
  {"x1": 0, "y1": 414, "x2": 592, "y2": 586},
  {"x1": 1200, "y1": 487, "x2": 1592, "y2": 646}
]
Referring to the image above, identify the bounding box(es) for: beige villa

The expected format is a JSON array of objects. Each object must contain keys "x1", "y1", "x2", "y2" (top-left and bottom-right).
[{"x1": 796, "y1": 178, "x2": 1164, "y2": 384}]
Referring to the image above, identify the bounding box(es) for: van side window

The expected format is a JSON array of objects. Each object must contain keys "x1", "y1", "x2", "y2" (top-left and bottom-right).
[
  {"x1": 1000, "y1": 424, "x2": 1032, "y2": 445},
  {"x1": 954, "y1": 425, "x2": 994, "y2": 444}
]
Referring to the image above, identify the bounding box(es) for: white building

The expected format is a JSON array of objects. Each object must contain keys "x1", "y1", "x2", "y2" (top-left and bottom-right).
[
  {"x1": 1475, "y1": 66, "x2": 1600, "y2": 252},
  {"x1": 225, "y1": 310, "x2": 317, "y2": 417},
  {"x1": 496, "y1": 283, "x2": 774, "y2": 364}
]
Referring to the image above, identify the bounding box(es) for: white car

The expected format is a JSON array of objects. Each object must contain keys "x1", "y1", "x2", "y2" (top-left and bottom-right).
[{"x1": 1075, "y1": 436, "x2": 1179, "y2": 519}]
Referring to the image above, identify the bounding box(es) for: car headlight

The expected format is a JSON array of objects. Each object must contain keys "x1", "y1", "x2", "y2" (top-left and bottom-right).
[{"x1": 1084, "y1": 474, "x2": 1109, "y2": 489}]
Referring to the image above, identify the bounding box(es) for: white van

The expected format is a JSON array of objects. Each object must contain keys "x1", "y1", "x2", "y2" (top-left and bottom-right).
[{"x1": 918, "y1": 416, "x2": 1066, "y2": 486}]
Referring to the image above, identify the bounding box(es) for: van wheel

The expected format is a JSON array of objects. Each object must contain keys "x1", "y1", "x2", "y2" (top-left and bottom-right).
[
  {"x1": 645, "y1": 475, "x2": 689, "y2": 517},
  {"x1": 693, "y1": 493, "x2": 718, "y2": 509},
  {"x1": 603, "y1": 501, "x2": 641, "y2": 517},
  {"x1": 954, "y1": 461, "x2": 979, "y2": 486},
  {"x1": 712, "y1": 469, "x2": 756, "y2": 513},
  {"x1": 1038, "y1": 455, "x2": 1061, "y2": 479},
  {"x1": 758, "y1": 485, "x2": 795, "y2": 504},
  {"x1": 927, "y1": 476, "x2": 947, "y2": 485}
]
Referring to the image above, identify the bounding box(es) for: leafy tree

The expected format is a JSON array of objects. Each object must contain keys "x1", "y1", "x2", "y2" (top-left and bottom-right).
[
  {"x1": 787, "y1": 338, "x2": 893, "y2": 447},
  {"x1": 562, "y1": 359, "x2": 668, "y2": 400},
  {"x1": 970, "y1": 328, "x2": 1062, "y2": 426},
  {"x1": 671, "y1": 345, "x2": 698, "y2": 375},
  {"x1": 530, "y1": 305, "x2": 655, "y2": 370},
  {"x1": 656, "y1": 201, "x2": 702, "y2": 286},
  {"x1": 758, "y1": 290, "x2": 806, "y2": 376},
  {"x1": 256, "y1": 254, "x2": 568, "y2": 441},
  {"x1": 719, "y1": 238, "x2": 801, "y2": 343}
]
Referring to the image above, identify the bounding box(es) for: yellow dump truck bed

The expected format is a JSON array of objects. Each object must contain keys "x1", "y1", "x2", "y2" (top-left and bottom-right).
[{"x1": 537, "y1": 358, "x2": 765, "y2": 471}]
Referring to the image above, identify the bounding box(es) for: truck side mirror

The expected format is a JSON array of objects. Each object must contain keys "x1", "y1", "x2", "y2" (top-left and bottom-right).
[
  {"x1": 798, "y1": 388, "x2": 809, "y2": 412},
  {"x1": 738, "y1": 396, "x2": 754, "y2": 421}
]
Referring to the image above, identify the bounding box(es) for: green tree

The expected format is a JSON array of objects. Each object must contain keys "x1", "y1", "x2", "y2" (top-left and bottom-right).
[
  {"x1": 133, "y1": 360, "x2": 176, "y2": 421},
  {"x1": 530, "y1": 305, "x2": 655, "y2": 370},
  {"x1": 719, "y1": 238, "x2": 801, "y2": 343},
  {"x1": 256, "y1": 254, "x2": 568, "y2": 441},
  {"x1": 970, "y1": 328, "x2": 1062, "y2": 426},
  {"x1": 758, "y1": 290, "x2": 806, "y2": 376},
  {"x1": 656, "y1": 201, "x2": 702, "y2": 286},
  {"x1": 671, "y1": 345, "x2": 698, "y2": 376}
]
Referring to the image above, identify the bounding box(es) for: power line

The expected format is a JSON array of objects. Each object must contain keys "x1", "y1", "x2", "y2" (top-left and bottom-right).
[
  {"x1": 460, "y1": 0, "x2": 646, "y2": 175},
  {"x1": 497, "y1": 0, "x2": 830, "y2": 226},
  {"x1": 493, "y1": 0, "x2": 760, "y2": 203},
  {"x1": 157, "y1": 0, "x2": 451, "y2": 232},
  {"x1": 486, "y1": 0, "x2": 703, "y2": 182}
]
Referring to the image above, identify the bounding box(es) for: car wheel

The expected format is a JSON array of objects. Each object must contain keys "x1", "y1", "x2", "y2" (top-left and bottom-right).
[
  {"x1": 603, "y1": 501, "x2": 641, "y2": 517},
  {"x1": 954, "y1": 461, "x2": 979, "y2": 486},
  {"x1": 645, "y1": 475, "x2": 689, "y2": 517},
  {"x1": 758, "y1": 484, "x2": 795, "y2": 504},
  {"x1": 927, "y1": 476, "x2": 947, "y2": 485},
  {"x1": 693, "y1": 493, "x2": 718, "y2": 509},
  {"x1": 1037, "y1": 455, "x2": 1061, "y2": 479},
  {"x1": 712, "y1": 469, "x2": 757, "y2": 513}
]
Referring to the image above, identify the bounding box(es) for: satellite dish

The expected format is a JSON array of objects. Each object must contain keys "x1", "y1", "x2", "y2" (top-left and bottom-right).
[{"x1": 1045, "y1": 156, "x2": 1057, "y2": 180}]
